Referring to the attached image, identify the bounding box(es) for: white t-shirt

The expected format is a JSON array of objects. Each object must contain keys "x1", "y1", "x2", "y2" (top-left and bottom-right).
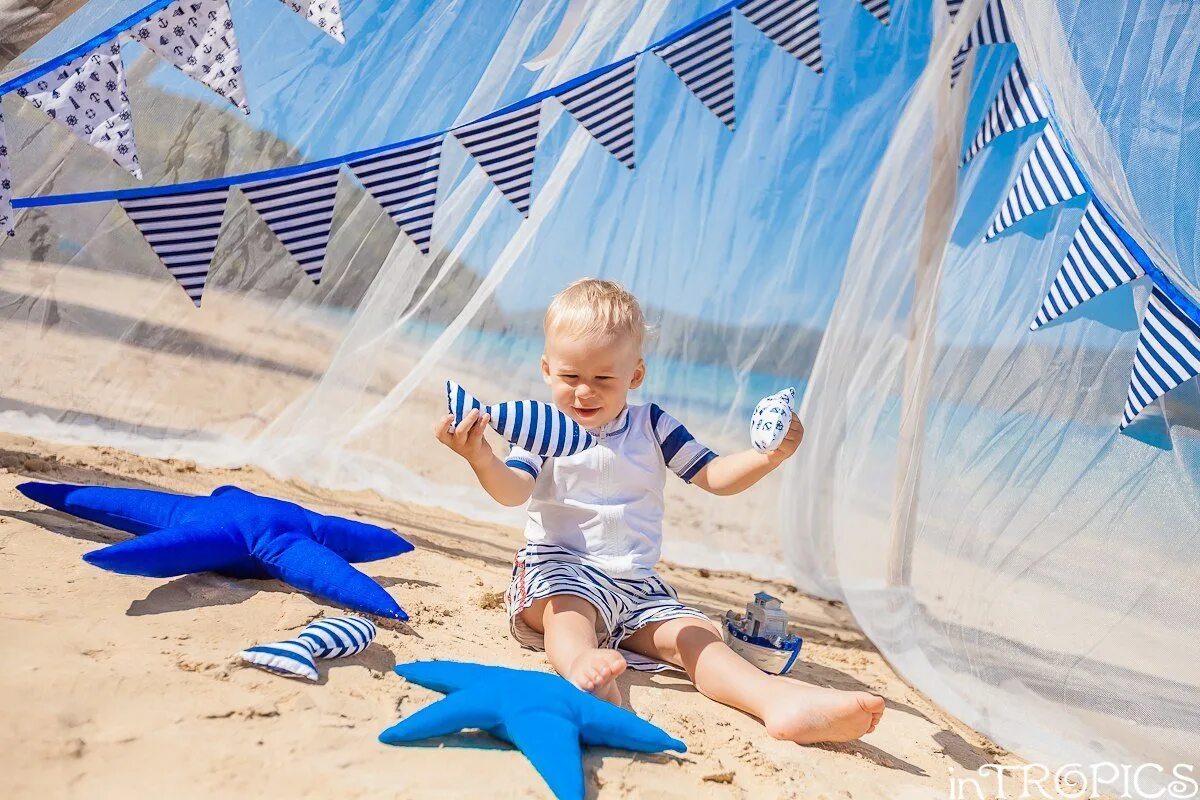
[{"x1": 505, "y1": 403, "x2": 717, "y2": 578}]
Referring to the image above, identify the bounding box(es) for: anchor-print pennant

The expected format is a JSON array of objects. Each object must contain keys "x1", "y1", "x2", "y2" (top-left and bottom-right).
[
  {"x1": 16, "y1": 41, "x2": 141, "y2": 178},
  {"x1": 277, "y1": 0, "x2": 346, "y2": 44},
  {"x1": 0, "y1": 110, "x2": 13, "y2": 238},
  {"x1": 130, "y1": 0, "x2": 249, "y2": 114}
]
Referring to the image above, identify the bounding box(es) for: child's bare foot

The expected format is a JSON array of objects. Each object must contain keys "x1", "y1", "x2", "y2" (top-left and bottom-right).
[
  {"x1": 761, "y1": 679, "x2": 885, "y2": 744},
  {"x1": 566, "y1": 648, "x2": 626, "y2": 705}
]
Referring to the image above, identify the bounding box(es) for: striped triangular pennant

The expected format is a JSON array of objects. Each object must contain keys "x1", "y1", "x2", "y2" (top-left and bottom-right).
[
  {"x1": 556, "y1": 61, "x2": 638, "y2": 169},
  {"x1": 0, "y1": 110, "x2": 13, "y2": 238},
  {"x1": 241, "y1": 166, "x2": 340, "y2": 284},
  {"x1": 1122, "y1": 287, "x2": 1200, "y2": 429},
  {"x1": 277, "y1": 0, "x2": 346, "y2": 44},
  {"x1": 16, "y1": 42, "x2": 141, "y2": 178},
  {"x1": 348, "y1": 137, "x2": 442, "y2": 254},
  {"x1": 1030, "y1": 202, "x2": 1143, "y2": 330},
  {"x1": 740, "y1": 0, "x2": 824, "y2": 74},
  {"x1": 130, "y1": 0, "x2": 249, "y2": 114},
  {"x1": 121, "y1": 187, "x2": 230, "y2": 305},
  {"x1": 951, "y1": 0, "x2": 1012, "y2": 86},
  {"x1": 654, "y1": 12, "x2": 737, "y2": 128},
  {"x1": 454, "y1": 104, "x2": 542, "y2": 217},
  {"x1": 856, "y1": 0, "x2": 890, "y2": 25},
  {"x1": 984, "y1": 126, "x2": 1085, "y2": 240},
  {"x1": 962, "y1": 58, "x2": 1049, "y2": 165}
]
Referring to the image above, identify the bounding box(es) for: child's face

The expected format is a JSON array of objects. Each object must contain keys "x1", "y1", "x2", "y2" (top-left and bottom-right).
[{"x1": 541, "y1": 329, "x2": 645, "y2": 429}]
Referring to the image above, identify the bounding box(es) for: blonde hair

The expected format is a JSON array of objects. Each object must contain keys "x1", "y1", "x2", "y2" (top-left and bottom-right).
[{"x1": 544, "y1": 278, "x2": 650, "y2": 350}]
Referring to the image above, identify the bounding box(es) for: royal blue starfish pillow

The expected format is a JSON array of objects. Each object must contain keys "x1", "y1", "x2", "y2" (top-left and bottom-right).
[
  {"x1": 18, "y1": 482, "x2": 413, "y2": 619},
  {"x1": 379, "y1": 661, "x2": 686, "y2": 800}
]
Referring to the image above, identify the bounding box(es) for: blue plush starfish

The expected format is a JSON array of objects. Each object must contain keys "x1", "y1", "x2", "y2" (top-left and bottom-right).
[
  {"x1": 18, "y1": 482, "x2": 413, "y2": 619},
  {"x1": 379, "y1": 661, "x2": 686, "y2": 800}
]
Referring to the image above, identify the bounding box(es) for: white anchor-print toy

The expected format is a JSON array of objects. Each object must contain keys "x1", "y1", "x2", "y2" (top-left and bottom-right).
[{"x1": 750, "y1": 387, "x2": 796, "y2": 452}]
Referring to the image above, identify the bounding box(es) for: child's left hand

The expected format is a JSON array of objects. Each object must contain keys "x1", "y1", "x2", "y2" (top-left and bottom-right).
[{"x1": 766, "y1": 413, "x2": 804, "y2": 462}]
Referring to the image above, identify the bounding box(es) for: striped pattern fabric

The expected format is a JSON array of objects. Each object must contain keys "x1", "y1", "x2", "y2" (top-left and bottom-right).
[
  {"x1": 649, "y1": 403, "x2": 718, "y2": 482},
  {"x1": 0, "y1": 110, "x2": 13, "y2": 238},
  {"x1": 962, "y1": 58, "x2": 1049, "y2": 165},
  {"x1": 507, "y1": 542, "x2": 710, "y2": 673},
  {"x1": 454, "y1": 103, "x2": 542, "y2": 217},
  {"x1": 740, "y1": 0, "x2": 824, "y2": 74},
  {"x1": 239, "y1": 616, "x2": 377, "y2": 681},
  {"x1": 951, "y1": 0, "x2": 1012, "y2": 85},
  {"x1": 349, "y1": 137, "x2": 442, "y2": 254},
  {"x1": 446, "y1": 380, "x2": 597, "y2": 458},
  {"x1": 984, "y1": 126, "x2": 1085, "y2": 241},
  {"x1": 241, "y1": 166, "x2": 340, "y2": 284},
  {"x1": 946, "y1": 0, "x2": 965, "y2": 19},
  {"x1": 556, "y1": 61, "x2": 638, "y2": 170},
  {"x1": 1122, "y1": 288, "x2": 1200, "y2": 429},
  {"x1": 856, "y1": 0, "x2": 890, "y2": 25},
  {"x1": 121, "y1": 187, "x2": 231, "y2": 306},
  {"x1": 1030, "y1": 203, "x2": 1142, "y2": 330},
  {"x1": 654, "y1": 12, "x2": 737, "y2": 129}
]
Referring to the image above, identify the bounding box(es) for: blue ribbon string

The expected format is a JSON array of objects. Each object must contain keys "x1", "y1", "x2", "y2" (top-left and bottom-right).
[{"x1": 10, "y1": 0, "x2": 741, "y2": 207}]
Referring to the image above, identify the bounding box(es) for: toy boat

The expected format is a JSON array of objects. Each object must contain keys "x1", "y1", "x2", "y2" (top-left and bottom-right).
[{"x1": 722, "y1": 591, "x2": 803, "y2": 675}]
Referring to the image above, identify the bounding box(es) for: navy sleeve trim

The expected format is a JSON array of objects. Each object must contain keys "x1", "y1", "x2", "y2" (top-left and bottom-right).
[
  {"x1": 505, "y1": 458, "x2": 539, "y2": 479},
  {"x1": 679, "y1": 450, "x2": 717, "y2": 483}
]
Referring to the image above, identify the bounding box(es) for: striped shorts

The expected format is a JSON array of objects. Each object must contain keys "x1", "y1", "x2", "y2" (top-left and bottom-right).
[{"x1": 505, "y1": 542, "x2": 711, "y2": 672}]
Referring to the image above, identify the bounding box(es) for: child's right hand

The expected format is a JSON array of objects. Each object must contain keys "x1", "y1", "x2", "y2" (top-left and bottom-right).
[{"x1": 433, "y1": 408, "x2": 494, "y2": 468}]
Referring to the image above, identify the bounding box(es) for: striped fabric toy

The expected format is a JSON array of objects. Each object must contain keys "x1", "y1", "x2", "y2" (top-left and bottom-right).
[
  {"x1": 446, "y1": 380, "x2": 596, "y2": 457},
  {"x1": 750, "y1": 387, "x2": 796, "y2": 452},
  {"x1": 239, "y1": 616, "x2": 377, "y2": 681}
]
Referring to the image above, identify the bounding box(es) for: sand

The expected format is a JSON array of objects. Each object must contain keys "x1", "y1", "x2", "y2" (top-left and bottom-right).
[{"x1": 0, "y1": 431, "x2": 1029, "y2": 800}]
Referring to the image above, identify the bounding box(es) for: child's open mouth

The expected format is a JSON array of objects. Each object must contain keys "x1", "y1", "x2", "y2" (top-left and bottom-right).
[{"x1": 573, "y1": 406, "x2": 601, "y2": 421}]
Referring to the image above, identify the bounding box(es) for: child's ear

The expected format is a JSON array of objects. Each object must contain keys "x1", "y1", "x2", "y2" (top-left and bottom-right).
[
  {"x1": 630, "y1": 358, "x2": 646, "y2": 390},
  {"x1": 541, "y1": 354, "x2": 551, "y2": 385}
]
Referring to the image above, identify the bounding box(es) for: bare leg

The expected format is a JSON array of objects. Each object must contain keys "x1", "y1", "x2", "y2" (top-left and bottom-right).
[
  {"x1": 621, "y1": 617, "x2": 884, "y2": 744},
  {"x1": 519, "y1": 594, "x2": 626, "y2": 705}
]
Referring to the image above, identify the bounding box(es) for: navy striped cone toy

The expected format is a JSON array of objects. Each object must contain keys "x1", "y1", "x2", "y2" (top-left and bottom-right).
[
  {"x1": 239, "y1": 616, "x2": 377, "y2": 681},
  {"x1": 445, "y1": 380, "x2": 596, "y2": 457}
]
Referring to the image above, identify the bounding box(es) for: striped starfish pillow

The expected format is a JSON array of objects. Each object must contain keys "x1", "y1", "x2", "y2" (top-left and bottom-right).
[
  {"x1": 239, "y1": 616, "x2": 377, "y2": 681},
  {"x1": 445, "y1": 380, "x2": 597, "y2": 457}
]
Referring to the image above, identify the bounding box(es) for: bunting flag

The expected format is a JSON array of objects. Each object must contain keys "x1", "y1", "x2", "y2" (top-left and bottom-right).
[
  {"x1": 740, "y1": 0, "x2": 824, "y2": 74},
  {"x1": 1030, "y1": 203, "x2": 1143, "y2": 330},
  {"x1": 277, "y1": 0, "x2": 346, "y2": 44},
  {"x1": 0, "y1": 110, "x2": 13, "y2": 238},
  {"x1": 951, "y1": 0, "x2": 1012, "y2": 86},
  {"x1": 946, "y1": 0, "x2": 965, "y2": 19},
  {"x1": 984, "y1": 126, "x2": 1085, "y2": 240},
  {"x1": 857, "y1": 0, "x2": 891, "y2": 25},
  {"x1": 455, "y1": 104, "x2": 542, "y2": 217},
  {"x1": 556, "y1": 61, "x2": 638, "y2": 170},
  {"x1": 242, "y1": 166, "x2": 340, "y2": 284},
  {"x1": 962, "y1": 58, "x2": 1048, "y2": 165},
  {"x1": 1122, "y1": 287, "x2": 1200, "y2": 429},
  {"x1": 16, "y1": 42, "x2": 141, "y2": 178},
  {"x1": 129, "y1": 0, "x2": 249, "y2": 114},
  {"x1": 349, "y1": 137, "x2": 443, "y2": 254},
  {"x1": 121, "y1": 187, "x2": 230, "y2": 305},
  {"x1": 654, "y1": 12, "x2": 737, "y2": 128}
]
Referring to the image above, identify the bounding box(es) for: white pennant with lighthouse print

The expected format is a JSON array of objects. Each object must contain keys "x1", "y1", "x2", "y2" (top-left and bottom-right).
[
  {"x1": 277, "y1": 0, "x2": 346, "y2": 43},
  {"x1": 16, "y1": 41, "x2": 141, "y2": 178},
  {"x1": 129, "y1": 0, "x2": 249, "y2": 114},
  {"x1": 0, "y1": 109, "x2": 13, "y2": 238}
]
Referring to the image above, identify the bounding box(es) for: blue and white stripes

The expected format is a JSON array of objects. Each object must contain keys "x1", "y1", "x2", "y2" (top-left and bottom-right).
[
  {"x1": 349, "y1": 137, "x2": 443, "y2": 254},
  {"x1": 454, "y1": 104, "x2": 543, "y2": 217},
  {"x1": 121, "y1": 187, "x2": 231, "y2": 305},
  {"x1": 951, "y1": 0, "x2": 1012, "y2": 85},
  {"x1": 654, "y1": 12, "x2": 737, "y2": 130},
  {"x1": 446, "y1": 380, "x2": 597, "y2": 458},
  {"x1": 1123, "y1": 288, "x2": 1200, "y2": 429},
  {"x1": 649, "y1": 403, "x2": 717, "y2": 482},
  {"x1": 239, "y1": 615, "x2": 377, "y2": 681},
  {"x1": 242, "y1": 166, "x2": 340, "y2": 284},
  {"x1": 856, "y1": 0, "x2": 890, "y2": 25},
  {"x1": 556, "y1": 61, "x2": 638, "y2": 170},
  {"x1": 741, "y1": 0, "x2": 824, "y2": 75},
  {"x1": 984, "y1": 126, "x2": 1085, "y2": 240},
  {"x1": 1030, "y1": 203, "x2": 1142, "y2": 330},
  {"x1": 962, "y1": 58, "x2": 1048, "y2": 165}
]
